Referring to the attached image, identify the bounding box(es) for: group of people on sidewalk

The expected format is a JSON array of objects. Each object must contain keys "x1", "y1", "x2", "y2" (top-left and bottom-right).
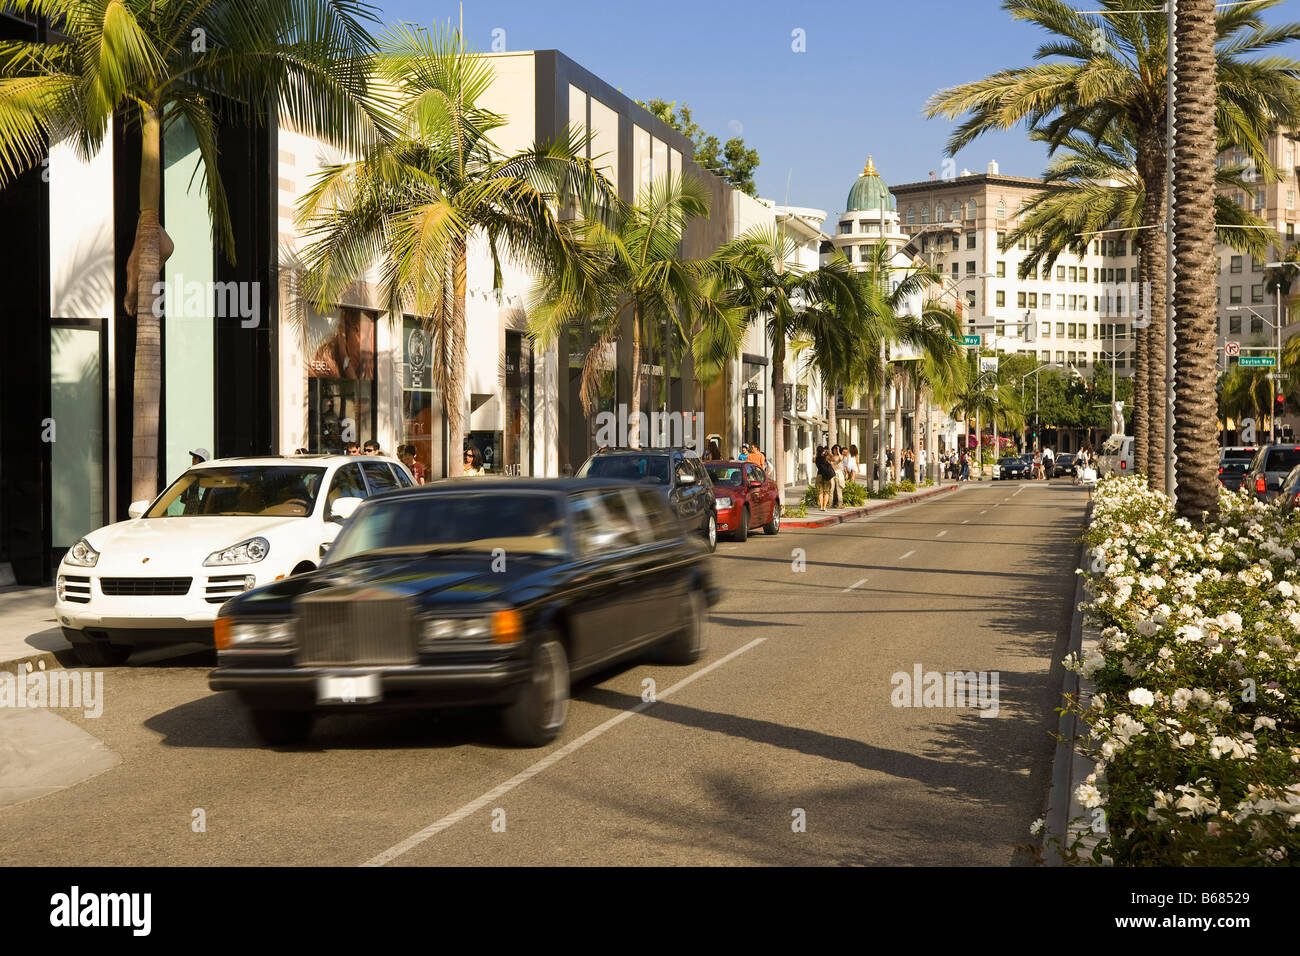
[{"x1": 813, "y1": 444, "x2": 860, "y2": 510}]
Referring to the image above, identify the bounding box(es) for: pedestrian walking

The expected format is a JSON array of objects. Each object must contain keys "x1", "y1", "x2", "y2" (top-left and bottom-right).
[
  {"x1": 463, "y1": 446, "x2": 485, "y2": 475},
  {"x1": 829, "y1": 444, "x2": 845, "y2": 508},
  {"x1": 747, "y1": 445, "x2": 767, "y2": 472},
  {"x1": 814, "y1": 446, "x2": 834, "y2": 510},
  {"x1": 959, "y1": 451, "x2": 971, "y2": 482},
  {"x1": 918, "y1": 447, "x2": 928, "y2": 482},
  {"x1": 842, "y1": 444, "x2": 858, "y2": 484}
]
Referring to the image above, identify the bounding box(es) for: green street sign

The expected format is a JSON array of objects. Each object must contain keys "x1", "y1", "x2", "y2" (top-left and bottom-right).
[
  {"x1": 952, "y1": 335, "x2": 981, "y2": 346},
  {"x1": 1238, "y1": 355, "x2": 1275, "y2": 367}
]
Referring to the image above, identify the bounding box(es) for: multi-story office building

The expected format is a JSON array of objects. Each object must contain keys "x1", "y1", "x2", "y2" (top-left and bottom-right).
[{"x1": 890, "y1": 161, "x2": 1141, "y2": 380}]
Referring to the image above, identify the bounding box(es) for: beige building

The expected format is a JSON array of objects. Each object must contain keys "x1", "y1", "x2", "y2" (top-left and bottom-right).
[{"x1": 890, "y1": 161, "x2": 1141, "y2": 379}]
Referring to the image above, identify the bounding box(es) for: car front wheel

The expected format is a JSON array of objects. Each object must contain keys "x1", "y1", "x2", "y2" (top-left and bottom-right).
[
  {"x1": 659, "y1": 588, "x2": 706, "y2": 665},
  {"x1": 734, "y1": 506, "x2": 749, "y2": 542},
  {"x1": 703, "y1": 512, "x2": 717, "y2": 552},
  {"x1": 763, "y1": 501, "x2": 781, "y2": 535},
  {"x1": 501, "y1": 635, "x2": 570, "y2": 747}
]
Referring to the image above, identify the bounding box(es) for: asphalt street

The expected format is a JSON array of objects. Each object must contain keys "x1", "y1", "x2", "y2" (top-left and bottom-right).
[{"x1": 0, "y1": 478, "x2": 1087, "y2": 866}]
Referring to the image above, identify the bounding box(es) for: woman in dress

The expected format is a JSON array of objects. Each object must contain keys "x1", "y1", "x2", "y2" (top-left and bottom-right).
[{"x1": 828, "y1": 444, "x2": 845, "y2": 507}]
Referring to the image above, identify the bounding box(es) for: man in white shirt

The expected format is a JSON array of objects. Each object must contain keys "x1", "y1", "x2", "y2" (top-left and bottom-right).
[{"x1": 918, "y1": 447, "x2": 928, "y2": 481}]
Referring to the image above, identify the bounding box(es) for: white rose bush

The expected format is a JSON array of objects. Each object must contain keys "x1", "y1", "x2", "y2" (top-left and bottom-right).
[{"x1": 1060, "y1": 476, "x2": 1300, "y2": 865}]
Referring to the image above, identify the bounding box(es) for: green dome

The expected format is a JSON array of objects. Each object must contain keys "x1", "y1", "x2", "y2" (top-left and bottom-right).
[{"x1": 846, "y1": 156, "x2": 894, "y2": 212}]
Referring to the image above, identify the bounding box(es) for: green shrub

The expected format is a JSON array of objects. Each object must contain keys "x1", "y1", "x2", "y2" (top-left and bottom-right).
[
  {"x1": 841, "y1": 481, "x2": 867, "y2": 506},
  {"x1": 802, "y1": 485, "x2": 819, "y2": 508},
  {"x1": 869, "y1": 483, "x2": 898, "y2": 499},
  {"x1": 783, "y1": 499, "x2": 806, "y2": 518},
  {"x1": 899, "y1": 480, "x2": 916, "y2": 493}
]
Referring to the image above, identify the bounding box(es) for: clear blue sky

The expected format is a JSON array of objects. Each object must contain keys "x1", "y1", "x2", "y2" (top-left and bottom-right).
[{"x1": 376, "y1": 0, "x2": 1297, "y2": 230}]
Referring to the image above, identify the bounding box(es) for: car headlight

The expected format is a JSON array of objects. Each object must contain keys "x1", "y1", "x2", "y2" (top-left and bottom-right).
[
  {"x1": 64, "y1": 538, "x2": 99, "y2": 568},
  {"x1": 214, "y1": 618, "x2": 296, "y2": 650},
  {"x1": 203, "y1": 536, "x2": 270, "y2": 567},
  {"x1": 715, "y1": 496, "x2": 733, "y2": 509},
  {"x1": 419, "y1": 610, "x2": 523, "y2": 648}
]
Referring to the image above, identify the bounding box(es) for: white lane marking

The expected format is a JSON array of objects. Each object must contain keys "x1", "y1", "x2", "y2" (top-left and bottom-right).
[
  {"x1": 843, "y1": 577, "x2": 869, "y2": 592},
  {"x1": 979, "y1": 510, "x2": 987, "y2": 515},
  {"x1": 1013, "y1": 486, "x2": 1025, "y2": 497},
  {"x1": 961, "y1": 519, "x2": 969, "y2": 524},
  {"x1": 361, "y1": 637, "x2": 767, "y2": 867},
  {"x1": 898, "y1": 549, "x2": 916, "y2": 560},
  {"x1": 936, "y1": 530, "x2": 947, "y2": 538}
]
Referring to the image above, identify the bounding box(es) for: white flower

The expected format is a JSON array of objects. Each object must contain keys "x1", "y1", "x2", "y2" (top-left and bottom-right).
[
  {"x1": 1128, "y1": 688, "x2": 1156, "y2": 707},
  {"x1": 1029, "y1": 818, "x2": 1044, "y2": 836},
  {"x1": 1178, "y1": 732, "x2": 1197, "y2": 747},
  {"x1": 1172, "y1": 688, "x2": 1193, "y2": 710},
  {"x1": 1254, "y1": 716, "x2": 1277, "y2": 731},
  {"x1": 1075, "y1": 783, "x2": 1103, "y2": 809}
]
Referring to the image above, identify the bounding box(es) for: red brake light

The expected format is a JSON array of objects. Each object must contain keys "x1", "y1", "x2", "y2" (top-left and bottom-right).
[
  {"x1": 1218, "y1": 466, "x2": 1223, "y2": 475},
  {"x1": 1257, "y1": 476, "x2": 1268, "y2": 493},
  {"x1": 1120, "y1": 461, "x2": 1126, "y2": 469}
]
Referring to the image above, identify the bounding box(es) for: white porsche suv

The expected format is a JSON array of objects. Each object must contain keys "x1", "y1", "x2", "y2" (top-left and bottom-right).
[{"x1": 55, "y1": 455, "x2": 415, "y2": 665}]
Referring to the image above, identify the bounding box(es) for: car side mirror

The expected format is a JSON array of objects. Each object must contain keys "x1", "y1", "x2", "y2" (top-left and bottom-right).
[
  {"x1": 330, "y1": 496, "x2": 363, "y2": 523},
  {"x1": 128, "y1": 500, "x2": 150, "y2": 519}
]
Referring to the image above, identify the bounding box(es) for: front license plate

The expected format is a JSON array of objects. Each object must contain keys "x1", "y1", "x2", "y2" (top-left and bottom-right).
[{"x1": 316, "y1": 673, "x2": 382, "y2": 704}]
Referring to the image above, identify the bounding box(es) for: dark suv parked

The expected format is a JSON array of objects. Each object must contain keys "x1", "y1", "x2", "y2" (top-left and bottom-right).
[
  {"x1": 1243, "y1": 444, "x2": 1300, "y2": 500},
  {"x1": 576, "y1": 448, "x2": 717, "y2": 552},
  {"x1": 1218, "y1": 446, "x2": 1256, "y2": 492}
]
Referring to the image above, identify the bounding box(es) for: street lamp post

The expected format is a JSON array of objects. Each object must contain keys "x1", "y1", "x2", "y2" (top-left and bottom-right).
[
  {"x1": 1263, "y1": 260, "x2": 1298, "y2": 442},
  {"x1": 1019, "y1": 362, "x2": 1061, "y2": 452}
]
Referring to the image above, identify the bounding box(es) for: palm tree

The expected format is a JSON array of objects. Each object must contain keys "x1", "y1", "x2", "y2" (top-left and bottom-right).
[
  {"x1": 1220, "y1": 359, "x2": 1273, "y2": 440},
  {"x1": 530, "y1": 172, "x2": 742, "y2": 450},
  {"x1": 703, "y1": 228, "x2": 867, "y2": 487},
  {"x1": 1006, "y1": 125, "x2": 1271, "y2": 479},
  {"x1": 0, "y1": 0, "x2": 382, "y2": 499},
  {"x1": 297, "y1": 24, "x2": 617, "y2": 469},
  {"x1": 1172, "y1": 0, "x2": 1223, "y2": 519},
  {"x1": 927, "y1": 0, "x2": 1300, "y2": 494}
]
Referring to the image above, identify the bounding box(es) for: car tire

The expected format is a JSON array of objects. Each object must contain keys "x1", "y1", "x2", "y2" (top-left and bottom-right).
[
  {"x1": 659, "y1": 587, "x2": 706, "y2": 665},
  {"x1": 501, "y1": 635, "x2": 569, "y2": 747},
  {"x1": 763, "y1": 501, "x2": 781, "y2": 535},
  {"x1": 703, "y1": 512, "x2": 717, "y2": 553},
  {"x1": 65, "y1": 635, "x2": 131, "y2": 667},
  {"x1": 249, "y1": 708, "x2": 314, "y2": 746},
  {"x1": 735, "y1": 506, "x2": 749, "y2": 542}
]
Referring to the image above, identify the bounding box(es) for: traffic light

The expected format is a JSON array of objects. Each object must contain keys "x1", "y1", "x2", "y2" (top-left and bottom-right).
[{"x1": 1278, "y1": 393, "x2": 1286, "y2": 408}]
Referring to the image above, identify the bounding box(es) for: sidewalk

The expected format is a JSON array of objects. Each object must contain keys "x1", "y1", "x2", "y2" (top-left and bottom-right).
[
  {"x1": 0, "y1": 586, "x2": 72, "y2": 677},
  {"x1": 782, "y1": 480, "x2": 963, "y2": 528}
]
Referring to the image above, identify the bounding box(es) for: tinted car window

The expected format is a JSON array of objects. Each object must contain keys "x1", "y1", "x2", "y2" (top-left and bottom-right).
[
  {"x1": 327, "y1": 463, "x2": 367, "y2": 514},
  {"x1": 361, "y1": 461, "x2": 400, "y2": 494},
  {"x1": 148, "y1": 466, "x2": 326, "y2": 518},
  {"x1": 578, "y1": 454, "x2": 671, "y2": 484},
  {"x1": 745, "y1": 464, "x2": 764, "y2": 483},
  {"x1": 569, "y1": 489, "x2": 640, "y2": 556},
  {"x1": 1265, "y1": 448, "x2": 1300, "y2": 472},
  {"x1": 326, "y1": 492, "x2": 566, "y2": 563},
  {"x1": 634, "y1": 487, "x2": 680, "y2": 541},
  {"x1": 706, "y1": 464, "x2": 744, "y2": 485}
]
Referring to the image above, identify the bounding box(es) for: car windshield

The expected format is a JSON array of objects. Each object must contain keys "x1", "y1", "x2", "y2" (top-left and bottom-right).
[
  {"x1": 324, "y1": 492, "x2": 567, "y2": 563},
  {"x1": 577, "y1": 454, "x2": 671, "y2": 484},
  {"x1": 1000, "y1": 457, "x2": 1022, "y2": 465},
  {"x1": 705, "y1": 464, "x2": 745, "y2": 486},
  {"x1": 146, "y1": 466, "x2": 326, "y2": 518},
  {"x1": 1220, "y1": 461, "x2": 1250, "y2": 474}
]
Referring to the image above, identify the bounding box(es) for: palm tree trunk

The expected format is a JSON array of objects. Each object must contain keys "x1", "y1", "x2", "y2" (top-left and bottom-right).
[
  {"x1": 1172, "y1": 0, "x2": 1219, "y2": 519},
  {"x1": 629, "y1": 304, "x2": 642, "y2": 449},
  {"x1": 130, "y1": 107, "x2": 165, "y2": 503},
  {"x1": 447, "y1": 240, "x2": 468, "y2": 471},
  {"x1": 1138, "y1": 130, "x2": 1169, "y2": 492},
  {"x1": 827, "y1": 384, "x2": 838, "y2": 447},
  {"x1": 892, "y1": 379, "x2": 902, "y2": 476},
  {"x1": 864, "y1": 389, "x2": 875, "y2": 483},
  {"x1": 771, "y1": 333, "x2": 786, "y2": 487}
]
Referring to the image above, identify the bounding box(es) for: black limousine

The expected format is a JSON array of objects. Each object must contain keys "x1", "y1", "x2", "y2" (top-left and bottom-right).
[{"x1": 209, "y1": 480, "x2": 719, "y2": 747}]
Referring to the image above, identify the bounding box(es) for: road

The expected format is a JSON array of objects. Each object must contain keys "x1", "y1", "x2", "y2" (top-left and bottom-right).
[{"x1": 0, "y1": 479, "x2": 1087, "y2": 866}]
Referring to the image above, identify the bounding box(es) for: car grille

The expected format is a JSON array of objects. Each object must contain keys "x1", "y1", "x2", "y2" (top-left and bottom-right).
[
  {"x1": 295, "y1": 594, "x2": 416, "y2": 665},
  {"x1": 206, "y1": 574, "x2": 252, "y2": 604},
  {"x1": 99, "y1": 577, "x2": 192, "y2": 596},
  {"x1": 62, "y1": 575, "x2": 91, "y2": 603}
]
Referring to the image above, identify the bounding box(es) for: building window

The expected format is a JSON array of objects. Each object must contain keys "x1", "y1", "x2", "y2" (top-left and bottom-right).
[
  {"x1": 1230, "y1": 255, "x2": 1242, "y2": 273},
  {"x1": 1069, "y1": 266, "x2": 1077, "y2": 282},
  {"x1": 839, "y1": 222, "x2": 852, "y2": 235},
  {"x1": 997, "y1": 231, "x2": 1007, "y2": 251},
  {"x1": 859, "y1": 220, "x2": 869, "y2": 232},
  {"x1": 1252, "y1": 284, "x2": 1265, "y2": 304},
  {"x1": 966, "y1": 199, "x2": 977, "y2": 219},
  {"x1": 1117, "y1": 268, "x2": 1126, "y2": 283},
  {"x1": 1056, "y1": 351, "x2": 1065, "y2": 364},
  {"x1": 906, "y1": 206, "x2": 915, "y2": 225},
  {"x1": 996, "y1": 290, "x2": 1006, "y2": 307},
  {"x1": 996, "y1": 261, "x2": 1006, "y2": 277},
  {"x1": 1230, "y1": 286, "x2": 1242, "y2": 304},
  {"x1": 967, "y1": 232, "x2": 977, "y2": 250},
  {"x1": 1057, "y1": 265, "x2": 1066, "y2": 281},
  {"x1": 936, "y1": 202, "x2": 946, "y2": 221},
  {"x1": 1042, "y1": 296, "x2": 1051, "y2": 311},
  {"x1": 920, "y1": 205, "x2": 930, "y2": 223},
  {"x1": 1288, "y1": 189, "x2": 1295, "y2": 211},
  {"x1": 951, "y1": 235, "x2": 959, "y2": 251},
  {"x1": 952, "y1": 263, "x2": 959, "y2": 278},
  {"x1": 308, "y1": 307, "x2": 377, "y2": 454},
  {"x1": 401, "y1": 316, "x2": 446, "y2": 480},
  {"x1": 1017, "y1": 291, "x2": 1026, "y2": 308},
  {"x1": 1252, "y1": 257, "x2": 1263, "y2": 272},
  {"x1": 1056, "y1": 322, "x2": 1065, "y2": 337},
  {"x1": 921, "y1": 236, "x2": 928, "y2": 252},
  {"x1": 966, "y1": 290, "x2": 976, "y2": 308},
  {"x1": 1116, "y1": 239, "x2": 1127, "y2": 257},
  {"x1": 966, "y1": 261, "x2": 976, "y2": 274},
  {"x1": 1056, "y1": 294, "x2": 1065, "y2": 309},
  {"x1": 1251, "y1": 316, "x2": 1264, "y2": 335},
  {"x1": 1018, "y1": 235, "x2": 1029, "y2": 250},
  {"x1": 1028, "y1": 293, "x2": 1038, "y2": 309},
  {"x1": 1041, "y1": 323, "x2": 1050, "y2": 338},
  {"x1": 1229, "y1": 314, "x2": 1241, "y2": 334},
  {"x1": 1068, "y1": 322, "x2": 1077, "y2": 338},
  {"x1": 996, "y1": 199, "x2": 1006, "y2": 219}
]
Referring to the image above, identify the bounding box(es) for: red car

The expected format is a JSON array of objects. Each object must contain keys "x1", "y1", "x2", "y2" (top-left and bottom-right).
[{"x1": 704, "y1": 460, "x2": 781, "y2": 541}]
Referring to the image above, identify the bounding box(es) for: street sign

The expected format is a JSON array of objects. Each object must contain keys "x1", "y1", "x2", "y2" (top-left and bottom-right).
[
  {"x1": 1268, "y1": 372, "x2": 1286, "y2": 381},
  {"x1": 952, "y1": 335, "x2": 981, "y2": 346},
  {"x1": 1239, "y1": 355, "x2": 1275, "y2": 367},
  {"x1": 1225, "y1": 340, "x2": 1240, "y2": 357}
]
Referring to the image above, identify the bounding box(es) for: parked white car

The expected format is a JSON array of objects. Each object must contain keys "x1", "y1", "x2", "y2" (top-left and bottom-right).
[{"x1": 55, "y1": 455, "x2": 415, "y2": 665}]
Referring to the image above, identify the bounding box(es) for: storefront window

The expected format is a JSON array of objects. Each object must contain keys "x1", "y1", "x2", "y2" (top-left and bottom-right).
[
  {"x1": 307, "y1": 307, "x2": 375, "y2": 454},
  {"x1": 402, "y1": 316, "x2": 444, "y2": 480},
  {"x1": 503, "y1": 330, "x2": 533, "y2": 475}
]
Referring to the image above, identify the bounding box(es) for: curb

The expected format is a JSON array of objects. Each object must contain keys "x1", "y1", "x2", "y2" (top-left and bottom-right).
[
  {"x1": 781, "y1": 482, "x2": 962, "y2": 528},
  {"x1": 1043, "y1": 498, "x2": 1104, "y2": 865},
  {"x1": 0, "y1": 646, "x2": 79, "y2": 679}
]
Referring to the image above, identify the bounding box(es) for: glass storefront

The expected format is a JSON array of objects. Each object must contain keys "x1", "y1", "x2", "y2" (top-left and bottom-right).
[
  {"x1": 307, "y1": 307, "x2": 375, "y2": 453},
  {"x1": 503, "y1": 330, "x2": 533, "y2": 475},
  {"x1": 50, "y1": 322, "x2": 105, "y2": 547},
  {"x1": 401, "y1": 316, "x2": 443, "y2": 480}
]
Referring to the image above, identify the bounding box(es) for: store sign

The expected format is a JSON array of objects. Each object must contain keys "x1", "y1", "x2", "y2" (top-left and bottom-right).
[
  {"x1": 404, "y1": 323, "x2": 431, "y2": 389},
  {"x1": 796, "y1": 385, "x2": 809, "y2": 412},
  {"x1": 783, "y1": 384, "x2": 793, "y2": 411},
  {"x1": 980, "y1": 356, "x2": 999, "y2": 374}
]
